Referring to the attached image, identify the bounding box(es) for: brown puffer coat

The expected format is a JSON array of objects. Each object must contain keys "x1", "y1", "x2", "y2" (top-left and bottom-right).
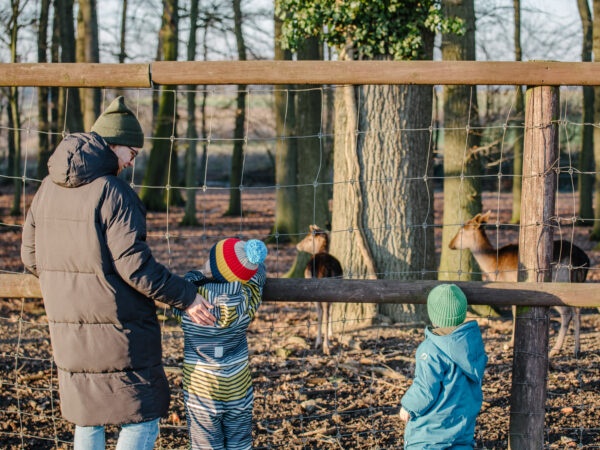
[{"x1": 21, "y1": 132, "x2": 197, "y2": 426}]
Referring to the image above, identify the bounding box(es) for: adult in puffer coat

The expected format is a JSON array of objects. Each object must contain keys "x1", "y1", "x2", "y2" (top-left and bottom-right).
[
  {"x1": 400, "y1": 284, "x2": 488, "y2": 449},
  {"x1": 21, "y1": 96, "x2": 215, "y2": 450}
]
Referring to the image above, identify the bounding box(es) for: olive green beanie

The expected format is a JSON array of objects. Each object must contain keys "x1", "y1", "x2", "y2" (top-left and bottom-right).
[
  {"x1": 427, "y1": 284, "x2": 468, "y2": 328},
  {"x1": 91, "y1": 96, "x2": 144, "y2": 148}
]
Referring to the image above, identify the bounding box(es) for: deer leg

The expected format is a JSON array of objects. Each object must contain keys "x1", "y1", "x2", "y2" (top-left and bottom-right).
[
  {"x1": 549, "y1": 306, "x2": 572, "y2": 357},
  {"x1": 322, "y1": 302, "x2": 331, "y2": 355},
  {"x1": 574, "y1": 307, "x2": 581, "y2": 357},
  {"x1": 327, "y1": 302, "x2": 333, "y2": 347},
  {"x1": 315, "y1": 302, "x2": 323, "y2": 350},
  {"x1": 510, "y1": 305, "x2": 517, "y2": 348}
]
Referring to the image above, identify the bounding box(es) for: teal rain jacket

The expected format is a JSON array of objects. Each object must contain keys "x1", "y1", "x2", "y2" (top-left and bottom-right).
[{"x1": 401, "y1": 320, "x2": 488, "y2": 449}]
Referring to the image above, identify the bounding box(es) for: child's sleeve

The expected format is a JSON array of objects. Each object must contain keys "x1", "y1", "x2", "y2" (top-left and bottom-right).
[
  {"x1": 400, "y1": 342, "x2": 445, "y2": 419},
  {"x1": 171, "y1": 270, "x2": 208, "y2": 322},
  {"x1": 184, "y1": 270, "x2": 207, "y2": 286},
  {"x1": 241, "y1": 263, "x2": 267, "y2": 320}
]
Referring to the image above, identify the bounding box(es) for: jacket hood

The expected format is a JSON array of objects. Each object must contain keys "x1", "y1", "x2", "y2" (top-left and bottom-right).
[
  {"x1": 425, "y1": 320, "x2": 487, "y2": 383},
  {"x1": 48, "y1": 132, "x2": 119, "y2": 187}
]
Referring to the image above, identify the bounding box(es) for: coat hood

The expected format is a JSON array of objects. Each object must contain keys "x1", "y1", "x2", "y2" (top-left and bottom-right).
[
  {"x1": 425, "y1": 320, "x2": 487, "y2": 384},
  {"x1": 48, "y1": 132, "x2": 118, "y2": 188}
]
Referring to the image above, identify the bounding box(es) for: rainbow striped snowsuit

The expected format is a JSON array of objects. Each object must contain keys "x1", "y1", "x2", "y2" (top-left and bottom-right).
[{"x1": 175, "y1": 265, "x2": 266, "y2": 450}]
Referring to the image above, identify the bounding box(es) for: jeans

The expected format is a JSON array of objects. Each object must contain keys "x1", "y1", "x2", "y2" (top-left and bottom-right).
[{"x1": 74, "y1": 418, "x2": 160, "y2": 450}]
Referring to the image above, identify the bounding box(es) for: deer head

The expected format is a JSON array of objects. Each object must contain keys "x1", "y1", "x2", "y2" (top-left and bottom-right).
[
  {"x1": 296, "y1": 224, "x2": 330, "y2": 255},
  {"x1": 448, "y1": 211, "x2": 492, "y2": 251}
]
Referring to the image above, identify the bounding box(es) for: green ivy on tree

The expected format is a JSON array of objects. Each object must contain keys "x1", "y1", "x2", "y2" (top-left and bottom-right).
[{"x1": 276, "y1": 0, "x2": 464, "y2": 60}]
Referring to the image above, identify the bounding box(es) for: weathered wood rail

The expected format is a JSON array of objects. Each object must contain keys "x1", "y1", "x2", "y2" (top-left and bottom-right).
[
  {"x1": 2, "y1": 61, "x2": 600, "y2": 87},
  {"x1": 2, "y1": 273, "x2": 599, "y2": 308}
]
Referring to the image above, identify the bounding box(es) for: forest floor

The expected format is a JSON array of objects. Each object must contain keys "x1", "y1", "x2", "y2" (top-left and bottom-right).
[{"x1": 2, "y1": 184, "x2": 600, "y2": 449}]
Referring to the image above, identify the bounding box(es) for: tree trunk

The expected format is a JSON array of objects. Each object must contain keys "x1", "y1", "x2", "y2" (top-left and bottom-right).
[
  {"x1": 9, "y1": 0, "x2": 21, "y2": 215},
  {"x1": 272, "y1": 5, "x2": 298, "y2": 247},
  {"x1": 181, "y1": 0, "x2": 200, "y2": 226},
  {"x1": 591, "y1": 0, "x2": 600, "y2": 239},
  {"x1": 140, "y1": 0, "x2": 180, "y2": 211},
  {"x1": 37, "y1": 0, "x2": 51, "y2": 180},
  {"x1": 510, "y1": 0, "x2": 524, "y2": 224},
  {"x1": 510, "y1": 85, "x2": 524, "y2": 224},
  {"x1": 438, "y1": 0, "x2": 489, "y2": 316},
  {"x1": 55, "y1": 0, "x2": 83, "y2": 133},
  {"x1": 439, "y1": 0, "x2": 482, "y2": 280},
  {"x1": 577, "y1": 0, "x2": 594, "y2": 223},
  {"x1": 4, "y1": 91, "x2": 14, "y2": 181},
  {"x1": 114, "y1": 0, "x2": 128, "y2": 98},
  {"x1": 226, "y1": 0, "x2": 247, "y2": 216},
  {"x1": 119, "y1": 0, "x2": 128, "y2": 63},
  {"x1": 198, "y1": 22, "x2": 210, "y2": 187},
  {"x1": 76, "y1": 0, "x2": 101, "y2": 131},
  {"x1": 49, "y1": 1, "x2": 60, "y2": 152},
  {"x1": 286, "y1": 36, "x2": 328, "y2": 278},
  {"x1": 330, "y1": 50, "x2": 436, "y2": 328}
]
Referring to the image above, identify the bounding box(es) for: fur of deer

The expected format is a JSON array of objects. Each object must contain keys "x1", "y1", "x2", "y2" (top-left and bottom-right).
[
  {"x1": 448, "y1": 211, "x2": 590, "y2": 356},
  {"x1": 296, "y1": 225, "x2": 343, "y2": 355}
]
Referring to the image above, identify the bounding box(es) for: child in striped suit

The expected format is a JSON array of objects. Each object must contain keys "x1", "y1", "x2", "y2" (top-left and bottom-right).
[{"x1": 175, "y1": 238, "x2": 268, "y2": 450}]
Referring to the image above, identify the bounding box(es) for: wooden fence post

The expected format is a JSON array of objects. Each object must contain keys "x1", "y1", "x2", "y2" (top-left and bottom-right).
[{"x1": 508, "y1": 85, "x2": 559, "y2": 448}]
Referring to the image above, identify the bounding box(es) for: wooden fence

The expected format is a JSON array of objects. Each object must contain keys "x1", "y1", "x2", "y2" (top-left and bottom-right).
[
  {"x1": 1, "y1": 274, "x2": 598, "y2": 307},
  {"x1": 2, "y1": 60, "x2": 600, "y2": 87},
  {"x1": 2, "y1": 61, "x2": 600, "y2": 450}
]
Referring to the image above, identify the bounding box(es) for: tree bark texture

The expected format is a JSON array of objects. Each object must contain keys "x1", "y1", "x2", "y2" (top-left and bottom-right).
[
  {"x1": 76, "y1": 0, "x2": 100, "y2": 131},
  {"x1": 287, "y1": 36, "x2": 330, "y2": 278},
  {"x1": 510, "y1": 0, "x2": 524, "y2": 224},
  {"x1": 577, "y1": 0, "x2": 595, "y2": 223},
  {"x1": 296, "y1": 37, "x2": 330, "y2": 238},
  {"x1": 140, "y1": 0, "x2": 179, "y2": 211},
  {"x1": 330, "y1": 83, "x2": 435, "y2": 328},
  {"x1": 181, "y1": 0, "x2": 200, "y2": 226},
  {"x1": 591, "y1": 0, "x2": 600, "y2": 239},
  {"x1": 9, "y1": 0, "x2": 21, "y2": 215},
  {"x1": 438, "y1": 0, "x2": 482, "y2": 285},
  {"x1": 37, "y1": 0, "x2": 51, "y2": 180},
  {"x1": 226, "y1": 0, "x2": 247, "y2": 216},
  {"x1": 55, "y1": 0, "x2": 83, "y2": 133},
  {"x1": 273, "y1": 8, "x2": 298, "y2": 248}
]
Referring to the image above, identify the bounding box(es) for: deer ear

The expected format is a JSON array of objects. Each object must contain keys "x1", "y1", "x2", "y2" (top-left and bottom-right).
[
  {"x1": 309, "y1": 224, "x2": 317, "y2": 232},
  {"x1": 481, "y1": 210, "x2": 491, "y2": 223},
  {"x1": 469, "y1": 213, "x2": 484, "y2": 228}
]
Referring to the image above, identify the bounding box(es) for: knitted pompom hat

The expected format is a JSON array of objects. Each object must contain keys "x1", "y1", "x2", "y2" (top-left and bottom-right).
[
  {"x1": 209, "y1": 238, "x2": 268, "y2": 283},
  {"x1": 91, "y1": 96, "x2": 144, "y2": 148},
  {"x1": 427, "y1": 284, "x2": 468, "y2": 328}
]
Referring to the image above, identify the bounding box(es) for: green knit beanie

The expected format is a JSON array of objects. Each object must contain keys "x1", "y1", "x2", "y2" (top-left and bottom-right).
[
  {"x1": 427, "y1": 284, "x2": 468, "y2": 328},
  {"x1": 91, "y1": 96, "x2": 144, "y2": 148}
]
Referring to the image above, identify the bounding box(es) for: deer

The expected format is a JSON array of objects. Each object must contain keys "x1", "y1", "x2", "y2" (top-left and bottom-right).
[
  {"x1": 448, "y1": 211, "x2": 590, "y2": 357},
  {"x1": 296, "y1": 224, "x2": 343, "y2": 355}
]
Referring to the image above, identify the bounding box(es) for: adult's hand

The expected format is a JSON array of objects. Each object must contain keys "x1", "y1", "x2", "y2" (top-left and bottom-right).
[{"x1": 186, "y1": 293, "x2": 215, "y2": 325}]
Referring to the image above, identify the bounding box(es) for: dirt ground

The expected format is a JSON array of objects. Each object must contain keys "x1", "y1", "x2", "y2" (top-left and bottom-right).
[{"x1": 2, "y1": 185, "x2": 600, "y2": 449}]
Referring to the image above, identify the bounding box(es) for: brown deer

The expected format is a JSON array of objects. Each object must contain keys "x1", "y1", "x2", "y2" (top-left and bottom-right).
[
  {"x1": 448, "y1": 211, "x2": 590, "y2": 356},
  {"x1": 296, "y1": 224, "x2": 343, "y2": 355}
]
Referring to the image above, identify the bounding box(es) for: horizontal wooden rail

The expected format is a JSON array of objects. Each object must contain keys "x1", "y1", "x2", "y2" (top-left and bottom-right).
[
  {"x1": 2, "y1": 273, "x2": 599, "y2": 308},
  {"x1": 151, "y1": 61, "x2": 600, "y2": 86},
  {"x1": 1, "y1": 274, "x2": 43, "y2": 298},
  {"x1": 2, "y1": 61, "x2": 600, "y2": 87},
  {"x1": 0, "y1": 63, "x2": 151, "y2": 87}
]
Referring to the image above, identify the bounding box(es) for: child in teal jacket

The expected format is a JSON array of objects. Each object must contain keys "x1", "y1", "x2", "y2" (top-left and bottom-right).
[{"x1": 400, "y1": 284, "x2": 488, "y2": 449}]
